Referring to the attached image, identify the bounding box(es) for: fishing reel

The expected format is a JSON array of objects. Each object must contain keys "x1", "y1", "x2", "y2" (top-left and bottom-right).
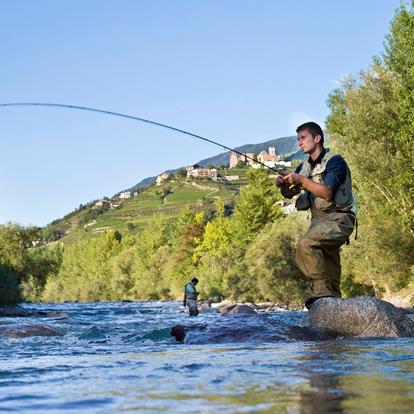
[{"x1": 277, "y1": 169, "x2": 302, "y2": 196}]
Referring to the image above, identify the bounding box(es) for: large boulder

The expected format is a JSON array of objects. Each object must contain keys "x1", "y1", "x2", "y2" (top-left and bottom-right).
[
  {"x1": 308, "y1": 296, "x2": 414, "y2": 338},
  {"x1": 211, "y1": 300, "x2": 236, "y2": 313}
]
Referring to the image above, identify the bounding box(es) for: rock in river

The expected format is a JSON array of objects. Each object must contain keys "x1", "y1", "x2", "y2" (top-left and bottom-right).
[
  {"x1": 0, "y1": 306, "x2": 68, "y2": 319},
  {"x1": 0, "y1": 324, "x2": 63, "y2": 338},
  {"x1": 220, "y1": 304, "x2": 257, "y2": 316},
  {"x1": 308, "y1": 296, "x2": 414, "y2": 338}
]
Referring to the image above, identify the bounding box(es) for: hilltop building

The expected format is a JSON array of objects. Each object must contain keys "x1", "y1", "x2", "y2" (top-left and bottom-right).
[
  {"x1": 118, "y1": 191, "x2": 131, "y2": 199},
  {"x1": 156, "y1": 172, "x2": 170, "y2": 185},
  {"x1": 257, "y1": 146, "x2": 279, "y2": 164},
  {"x1": 186, "y1": 165, "x2": 218, "y2": 180},
  {"x1": 229, "y1": 146, "x2": 280, "y2": 168},
  {"x1": 94, "y1": 199, "x2": 110, "y2": 208},
  {"x1": 229, "y1": 152, "x2": 256, "y2": 168}
]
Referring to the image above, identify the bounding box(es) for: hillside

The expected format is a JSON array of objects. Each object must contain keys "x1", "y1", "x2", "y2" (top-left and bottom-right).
[
  {"x1": 41, "y1": 134, "x2": 302, "y2": 245},
  {"x1": 42, "y1": 175, "x2": 246, "y2": 245}
]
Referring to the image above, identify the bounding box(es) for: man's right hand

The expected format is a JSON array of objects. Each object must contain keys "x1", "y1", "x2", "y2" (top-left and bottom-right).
[
  {"x1": 275, "y1": 172, "x2": 301, "y2": 198},
  {"x1": 276, "y1": 176, "x2": 285, "y2": 188}
]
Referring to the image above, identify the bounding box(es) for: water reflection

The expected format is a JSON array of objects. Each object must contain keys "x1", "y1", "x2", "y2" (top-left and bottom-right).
[{"x1": 295, "y1": 341, "x2": 414, "y2": 414}]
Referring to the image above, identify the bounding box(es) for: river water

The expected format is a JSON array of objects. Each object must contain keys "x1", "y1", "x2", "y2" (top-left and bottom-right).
[{"x1": 1, "y1": 301, "x2": 413, "y2": 413}]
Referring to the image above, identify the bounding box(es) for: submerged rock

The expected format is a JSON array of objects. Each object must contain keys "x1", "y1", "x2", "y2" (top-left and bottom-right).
[
  {"x1": 308, "y1": 296, "x2": 414, "y2": 338},
  {"x1": 198, "y1": 307, "x2": 220, "y2": 314},
  {"x1": 221, "y1": 304, "x2": 257, "y2": 316},
  {"x1": 0, "y1": 324, "x2": 63, "y2": 338},
  {"x1": 0, "y1": 306, "x2": 68, "y2": 319},
  {"x1": 0, "y1": 306, "x2": 31, "y2": 317},
  {"x1": 171, "y1": 313, "x2": 336, "y2": 344},
  {"x1": 43, "y1": 310, "x2": 69, "y2": 319}
]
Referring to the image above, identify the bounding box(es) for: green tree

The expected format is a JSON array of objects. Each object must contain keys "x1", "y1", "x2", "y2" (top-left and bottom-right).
[
  {"x1": 20, "y1": 244, "x2": 63, "y2": 302},
  {"x1": 0, "y1": 224, "x2": 35, "y2": 305},
  {"x1": 194, "y1": 200, "x2": 234, "y2": 298},
  {"x1": 244, "y1": 214, "x2": 309, "y2": 307},
  {"x1": 232, "y1": 168, "x2": 283, "y2": 247},
  {"x1": 326, "y1": 2, "x2": 414, "y2": 299}
]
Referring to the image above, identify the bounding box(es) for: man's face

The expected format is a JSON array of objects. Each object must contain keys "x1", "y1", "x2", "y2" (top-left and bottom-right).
[{"x1": 297, "y1": 129, "x2": 321, "y2": 154}]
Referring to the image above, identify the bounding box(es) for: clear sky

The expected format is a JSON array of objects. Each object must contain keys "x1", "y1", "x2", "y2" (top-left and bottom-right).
[{"x1": 0, "y1": 0, "x2": 402, "y2": 226}]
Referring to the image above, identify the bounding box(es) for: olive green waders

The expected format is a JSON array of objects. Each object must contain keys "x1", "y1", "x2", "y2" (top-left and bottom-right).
[
  {"x1": 186, "y1": 299, "x2": 199, "y2": 316},
  {"x1": 295, "y1": 209, "x2": 355, "y2": 304}
]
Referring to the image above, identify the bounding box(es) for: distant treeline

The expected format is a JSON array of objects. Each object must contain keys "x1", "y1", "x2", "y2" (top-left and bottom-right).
[{"x1": 0, "y1": 3, "x2": 412, "y2": 307}]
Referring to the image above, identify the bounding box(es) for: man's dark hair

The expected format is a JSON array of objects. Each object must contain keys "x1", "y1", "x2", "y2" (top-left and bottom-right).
[
  {"x1": 191, "y1": 277, "x2": 199, "y2": 284},
  {"x1": 171, "y1": 324, "x2": 185, "y2": 342},
  {"x1": 296, "y1": 122, "x2": 324, "y2": 146}
]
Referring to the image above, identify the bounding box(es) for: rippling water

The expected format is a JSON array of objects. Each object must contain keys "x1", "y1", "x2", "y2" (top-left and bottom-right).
[{"x1": 1, "y1": 301, "x2": 413, "y2": 413}]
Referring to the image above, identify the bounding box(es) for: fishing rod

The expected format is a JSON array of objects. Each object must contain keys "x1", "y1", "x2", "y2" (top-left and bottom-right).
[{"x1": 0, "y1": 102, "x2": 286, "y2": 174}]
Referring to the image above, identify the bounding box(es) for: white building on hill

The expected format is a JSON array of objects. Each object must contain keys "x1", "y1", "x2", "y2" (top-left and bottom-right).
[
  {"x1": 186, "y1": 165, "x2": 218, "y2": 180},
  {"x1": 119, "y1": 191, "x2": 131, "y2": 199}
]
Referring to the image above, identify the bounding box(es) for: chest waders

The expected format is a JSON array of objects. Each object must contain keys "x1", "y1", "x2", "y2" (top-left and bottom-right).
[
  {"x1": 294, "y1": 150, "x2": 357, "y2": 307},
  {"x1": 184, "y1": 283, "x2": 199, "y2": 316}
]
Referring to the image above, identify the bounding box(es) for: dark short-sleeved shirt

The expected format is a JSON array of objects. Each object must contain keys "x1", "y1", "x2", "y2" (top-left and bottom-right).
[{"x1": 295, "y1": 149, "x2": 348, "y2": 201}]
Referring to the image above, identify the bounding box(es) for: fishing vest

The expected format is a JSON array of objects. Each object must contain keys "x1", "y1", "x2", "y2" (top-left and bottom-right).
[
  {"x1": 185, "y1": 283, "x2": 197, "y2": 300},
  {"x1": 295, "y1": 150, "x2": 355, "y2": 214}
]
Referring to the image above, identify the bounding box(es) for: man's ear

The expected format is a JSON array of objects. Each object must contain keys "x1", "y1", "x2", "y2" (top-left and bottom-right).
[{"x1": 314, "y1": 134, "x2": 322, "y2": 144}]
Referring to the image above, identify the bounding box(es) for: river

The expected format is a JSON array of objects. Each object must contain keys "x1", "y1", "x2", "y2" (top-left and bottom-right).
[{"x1": 1, "y1": 301, "x2": 413, "y2": 413}]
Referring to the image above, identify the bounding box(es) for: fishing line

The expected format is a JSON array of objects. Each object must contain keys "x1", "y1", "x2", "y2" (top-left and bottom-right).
[{"x1": 0, "y1": 102, "x2": 285, "y2": 174}]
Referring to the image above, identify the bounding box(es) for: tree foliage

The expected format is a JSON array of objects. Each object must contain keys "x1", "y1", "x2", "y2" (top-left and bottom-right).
[
  {"x1": 0, "y1": 224, "x2": 62, "y2": 305},
  {"x1": 326, "y1": 2, "x2": 414, "y2": 299}
]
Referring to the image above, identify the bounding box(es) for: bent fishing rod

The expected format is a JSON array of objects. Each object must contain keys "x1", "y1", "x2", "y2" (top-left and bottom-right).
[{"x1": 0, "y1": 102, "x2": 286, "y2": 175}]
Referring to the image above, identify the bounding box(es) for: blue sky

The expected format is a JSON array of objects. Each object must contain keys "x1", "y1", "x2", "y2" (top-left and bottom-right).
[{"x1": 0, "y1": 0, "x2": 402, "y2": 226}]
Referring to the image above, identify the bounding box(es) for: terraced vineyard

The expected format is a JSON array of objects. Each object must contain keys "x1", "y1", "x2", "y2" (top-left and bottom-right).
[{"x1": 48, "y1": 178, "x2": 241, "y2": 245}]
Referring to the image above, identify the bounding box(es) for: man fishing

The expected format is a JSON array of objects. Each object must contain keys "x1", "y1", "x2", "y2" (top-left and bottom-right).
[
  {"x1": 276, "y1": 122, "x2": 356, "y2": 309},
  {"x1": 183, "y1": 278, "x2": 199, "y2": 316}
]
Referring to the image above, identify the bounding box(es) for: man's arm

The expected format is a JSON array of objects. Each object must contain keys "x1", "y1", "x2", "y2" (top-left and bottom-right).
[
  {"x1": 283, "y1": 173, "x2": 333, "y2": 200},
  {"x1": 283, "y1": 155, "x2": 348, "y2": 201}
]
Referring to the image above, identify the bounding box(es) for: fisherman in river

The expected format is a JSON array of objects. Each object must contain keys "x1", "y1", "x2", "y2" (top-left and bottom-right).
[
  {"x1": 276, "y1": 122, "x2": 356, "y2": 309},
  {"x1": 183, "y1": 278, "x2": 199, "y2": 316}
]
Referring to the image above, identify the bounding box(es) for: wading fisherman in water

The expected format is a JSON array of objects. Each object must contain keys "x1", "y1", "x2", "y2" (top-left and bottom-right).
[
  {"x1": 276, "y1": 122, "x2": 356, "y2": 309},
  {"x1": 183, "y1": 278, "x2": 199, "y2": 316}
]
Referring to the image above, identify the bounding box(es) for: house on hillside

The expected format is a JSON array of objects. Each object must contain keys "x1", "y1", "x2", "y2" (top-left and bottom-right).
[
  {"x1": 224, "y1": 175, "x2": 240, "y2": 181},
  {"x1": 118, "y1": 191, "x2": 131, "y2": 199},
  {"x1": 186, "y1": 165, "x2": 218, "y2": 180},
  {"x1": 156, "y1": 172, "x2": 170, "y2": 185},
  {"x1": 94, "y1": 199, "x2": 110, "y2": 208}
]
